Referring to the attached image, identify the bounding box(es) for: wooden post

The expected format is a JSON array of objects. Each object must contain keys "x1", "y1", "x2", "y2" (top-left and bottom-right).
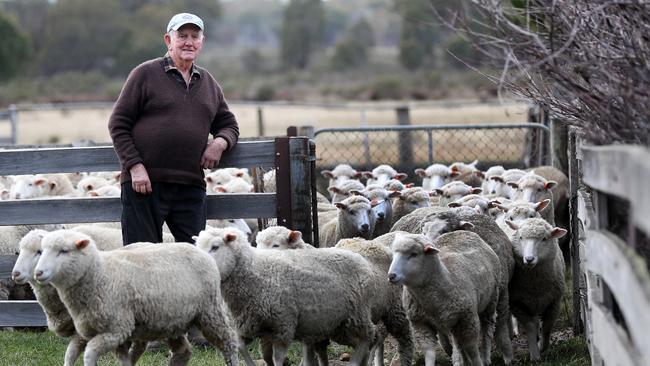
[
  {"x1": 275, "y1": 137, "x2": 291, "y2": 228},
  {"x1": 257, "y1": 106, "x2": 265, "y2": 137},
  {"x1": 395, "y1": 106, "x2": 413, "y2": 169},
  {"x1": 289, "y1": 137, "x2": 314, "y2": 244},
  {"x1": 286, "y1": 126, "x2": 297, "y2": 137},
  {"x1": 552, "y1": 117, "x2": 569, "y2": 173},
  {"x1": 309, "y1": 140, "x2": 319, "y2": 247},
  {"x1": 568, "y1": 128, "x2": 584, "y2": 335}
]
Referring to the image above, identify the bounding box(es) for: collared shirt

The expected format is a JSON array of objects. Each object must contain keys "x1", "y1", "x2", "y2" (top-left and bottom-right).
[{"x1": 162, "y1": 53, "x2": 201, "y2": 90}]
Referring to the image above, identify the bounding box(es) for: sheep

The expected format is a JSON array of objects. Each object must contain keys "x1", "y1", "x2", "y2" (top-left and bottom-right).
[
  {"x1": 433, "y1": 181, "x2": 482, "y2": 207},
  {"x1": 76, "y1": 176, "x2": 112, "y2": 196},
  {"x1": 65, "y1": 172, "x2": 87, "y2": 187},
  {"x1": 505, "y1": 218, "x2": 567, "y2": 361},
  {"x1": 495, "y1": 199, "x2": 551, "y2": 238},
  {"x1": 447, "y1": 194, "x2": 496, "y2": 216},
  {"x1": 33, "y1": 230, "x2": 239, "y2": 366},
  {"x1": 0, "y1": 181, "x2": 8, "y2": 200},
  {"x1": 383, "y1": 179, "x2": 412, "y2": 193},
  {"x1": 8, "y1": 174, "x2": 48, "y2": 199},
  {"x1": 88, "y1": 184, "x2": 121, "y2": 197},
  {"x1": 388, "y1": 232, "x2": 502, "y2": 366},
  {"x1": 493, "y1": 169, "x2": 526, "y2": 199},
  {"x1": 321, "y1": 164, "x2": 362, "y2": 188},
  {"x1": 449, "y1": 160, "x2": 484, "y2": 187},
  {"x1": 89, "y1": 171, "x2": 122, "y2": 184},
  {"x1": 35, "y1": 174, "x2": 77, "y2": 197},
  {"x1": 363, "y1": 165, "x2": 407, "y2": 187},
  {"x1": 508, "y1": 171, "x2": 556, "y2": 226},
  {"x1": 414, "y1": 164, "x2": 452, "y2": 191},
  {"x1": 480, "y1": 165, "x2": 506, "y2": 195},
  {"x1": 327, "y1": 179, "x2": 365, "y2": 204},
  {"x1": 390, "y1": 206, "x2": 449, "y2": 234},
  {"x1": 213, "y1": 176, "x2": 254, "y2": 194},
  {"x1": 390, "y1": 187, "x2": 432, "y2": 227},
  {"x1": 205, "y1": 168, "x2": 245, "y2": 193},
  {"x1": 421, "y1": 210, "x2": 515, "y2": 364},
  {"x1": 194, "y1": 227, "x2": 378, "y2": 366},
  {"x1": 352, "y1": 185, "x2": 400, "y2": 237},
  {"x1": 256, "y1": 226, "x2": 315, "y2": 250},
  {"x1": 206, "y1": 219, "x2": 254, "y2": 243},
  {"x1": 68, "y1": 224, "x2": 176, "y2": 248},
  {"x1": 319, "y1": 195, "x2": 376, "y2": 247},
  {"x1": 11, "y1": 230, "x2": 155, "y2": 366}
]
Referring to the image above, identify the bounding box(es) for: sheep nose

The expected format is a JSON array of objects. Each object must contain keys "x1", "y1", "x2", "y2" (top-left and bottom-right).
[
  {"x1": 378, "y1": 212, "x2": 385, "y2": 219},
  {"x1": 361, "y1": 224, "x2": 369, "y2": 232},
  {"x1": 524, "y1": 256, "x2": 534, "y2": 264},
  {"x1": 35, "y1": 270, "x2": 43, "y2": 277},
  {"x1": 388, "y1": 273, "x2": 396, "y2": 281},
  {"x1": 11, "y1": 270, "x2": 20, "y2": 279}
]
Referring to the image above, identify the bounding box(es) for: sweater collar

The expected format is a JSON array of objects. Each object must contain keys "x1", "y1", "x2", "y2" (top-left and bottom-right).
[{"x1": 162, "y1": 53, "x2": 201, "y2": 78}]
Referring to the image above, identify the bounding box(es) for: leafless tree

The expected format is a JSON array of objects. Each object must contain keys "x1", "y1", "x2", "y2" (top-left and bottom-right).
[{"x1": 435, "y1": 0, "x2": 650, "y2": 145}]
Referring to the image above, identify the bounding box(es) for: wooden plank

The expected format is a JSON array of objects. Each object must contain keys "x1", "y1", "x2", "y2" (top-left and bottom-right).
[
  {"x1": 590, "y1": 301, "x2": 640, "y2": 366},
  {"x1": 577, "y1": 189, "x2": 595, "y2": 233},
  {"x1": 275, "y1": 137, "x2": 291, "y2": 228},
  {"x1": 567, "y1": 129, "x2": 583, "y2": 335},
  {"x1": 289, "y1": 137, "x2": 314, "y2": 244},
  {"x1": 0, "y1": 255, "x2": 17, "y2": 279},
  {"x1": 0, "y1": 141, "x2": 276, "y2": 175},
  {"x1": 586, "y1": 229, "x2": 650, "y2": 362},
  {"x1": 582, "y1": 145, "x2": 650, "y2": 235},
  {"x1": 0, "y1": 193, "x2": 277, "y2": 225},
  {"x1": 0, "y1": 301, "x2": 46, "y2": 327}
]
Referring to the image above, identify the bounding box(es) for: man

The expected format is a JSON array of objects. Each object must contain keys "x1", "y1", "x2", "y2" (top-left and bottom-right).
[{"x1": 109, "y1": 13, "x2": 239, "y2": 245}]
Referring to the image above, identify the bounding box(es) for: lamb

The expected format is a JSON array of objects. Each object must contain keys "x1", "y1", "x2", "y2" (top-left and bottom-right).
[
  {"x1": 194, "y1": 227, "x2": 377, "y2": 366},
  {"x1": 206, "y1": 219, "x2": 254, "y2": 243},
  {"x1": 255, "y1": 226, "x2": 315, "y2": 250},
  {"x1": 89, "y1": 171, "x2": 122, "y2": 184},
  {"x1": 36, "y1": 174, "x2": 77, "y2": 197},
  {"x1": 205, "y1": 168, "x2": 250, "y2": 193},
  {"x1": 33, "y1": 230, "x2": 239, "y2": 366},
  {"x1": 383, "y1": 179, "x2": 412, "y2": 193},
  {"x1": 352, "y1": 185, "x2": 400, "y2": 237},
  {"x1": 68, "y1": 224, "x2": 176, "y2": 248},
  {"x1": 508, "y1": 171, "x2": 556, "y2": 225},
  {"x1": 319, "y1": 195, "x2": 376, "y2": 247},
  {"x1": 496, "y1": 199, "x2": 550, "y2": 238},
  {"x1": 390, "y1": 206, "x2": 449, "y2": 235},
  {"x1": 388, "y1": 232, "x2": 502, "y2": 366},
  {"x1": 493, "y1": 169, "x2": 526, "y2": 199},
  {"x1": 505, "y1": 218, "x2": 567, "y2": 361},
  {"x1": 321, "y1": 164, "x2": 362, "y2": 188},
  {"x1": 449, "y1": 160, "x2": 484, "y2": 187},
  {"x1": 76, "y1": 176, "x2": 112, "y2": 196},
  {"x1": 447, "y1": 194, "x2": 496, "y2": 215},
  {"x1": 8, "y1": 174, "x2": 48, "y2": 199},
  {"x1": 11, "y1": 230, "x2": 154, "y2": 366},
  {"x1": 363, "y1": 165, "x2": 407, "y2": 187},
  {"x1": 390, "y1": 187, "x2": 432, "y2": 227},
  {"x1": 433, "y1": 181, "x2": 482, "y2": 207},
  {"x1": 327, "y1": 179, "x2": 365, "y2": 204},
  {"x1": 421, "y1": 210, "x2": 515, "y2": 364},
  {"x1": 213, "y1": 176, "x2": 254, "y2": 193},
  {"x1": 480, "y1": 165, "x2": 506, "y2": 195},
  {"x1": 414, "y1": 163, "x2": 452, "y2": 190},
  {"x1": 88, "y1": 184, "x2": 121, "y2": 197}
]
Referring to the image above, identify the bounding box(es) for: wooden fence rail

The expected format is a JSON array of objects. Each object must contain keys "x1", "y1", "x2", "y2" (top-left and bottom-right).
[
  {"x1": 571, "y1": 133, "x2": 650, "y2": 365},
  {"x1": 0, "y1": 137, "x2": 316, "y2": 327}
]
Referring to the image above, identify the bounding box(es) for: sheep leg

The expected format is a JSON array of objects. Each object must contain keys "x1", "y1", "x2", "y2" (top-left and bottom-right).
[
  {"x1": 522, "y1": 318, "x2": 541, "y2": 361},
  {"x1": 479, "y1": 303, "x2": 497, "y2": 366},
  {"x1": 384, "y1": 308, "x2": 414, "y2": 366},
  {"x1": 167, "y1": 336, "x2": 192, "y2": 366},
  {"x1": 114, "y1": 341, "x2": 132, "y2": 366},
  {"x1": 314, "y1": 339, "x2": 329, "y2": 366},
  {"x1": 348, "y1": 340, "x2": 372, "y2": 366},
  {"x1": 412, "y1": 322, "x2": 438, "y2": 366},
  {"x1": 235, "y1": 337, "x2": 256, "y2": 366},
  {"x1": 371, "y1": 335, "x2": 385, "y2": 366},
  {"x1": 128, "y1": 341, "x2": 147, "y2": 365},
  {"x1": 260, "y1": 336, "x2": 274, "y2": 366},
  {"x1": 272, "y1": 341, "x2": 290, "y2": 366},
  {"x1": 83, "y1": 333, "x2": 129, "y2": 366},
  {"x1": 198, "y1": 307, "x2": 239, "y2": 366},
  {"x1": 63, "y1": 334, "x2": 87, "y2": 366},
  {"x1": 495, "y1": 292, "x2": 513, "y2": 365},
  {"x1": 540, "y1": 300, "x2": 560, "y2": 353},
  {"x1": 452, "y1": 316, "x2": 483, "y2": 366},
  {"x1": 438, "y1": 332, "x2": 453, "y2": 357},
  {"x1": 301, "y1": 343, "x2": 316, "y2": 366}
]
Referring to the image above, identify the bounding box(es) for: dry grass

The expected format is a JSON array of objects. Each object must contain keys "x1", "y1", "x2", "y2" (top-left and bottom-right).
[{"x1": 10, "y1": 101, "x2": 529, "y2": 145}]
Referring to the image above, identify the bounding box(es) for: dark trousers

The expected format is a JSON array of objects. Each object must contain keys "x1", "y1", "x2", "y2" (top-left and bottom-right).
[{"x1": 120, "y1": 182, "x2": 207, "y2": 245}]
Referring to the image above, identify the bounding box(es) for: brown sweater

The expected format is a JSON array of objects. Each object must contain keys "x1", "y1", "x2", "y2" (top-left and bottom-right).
[{"x1": 109, "y1": 57, "x2": 239, "y2": 188}]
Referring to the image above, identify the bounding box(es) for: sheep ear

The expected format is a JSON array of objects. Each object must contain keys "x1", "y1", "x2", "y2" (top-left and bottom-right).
[
  {"x1": 474, "y1": 205, "x2": 482, "y2": 214},
  {"x1": 225, "y1": 233, "x2": 238, "y2": 242},
  {"x1": 75, "y1": 239, "x2": 90, "y2": 250},
  {"x1": 236, "y1": 171, "x2": 244, "y2": 177},
  {"x1": 550, "y1": 227, "x2": 567, "y2": 239},
  {"x1": 460, "y1": 221, "x2": 475, "y2": 230},
  {"x1": 334, "y1": 202, "x2": 347, "y2": 210},
  {"x1": 491, "y1": 176, "x2": 504, "y2": 182},
  {"x1": 288, "y1": 230, "x2": 302, "y2": 243},
  {"x1": 353, "y1": 172, "x2": 363, "y2": 179},
  {"x1": 433, "y1": 189, "x2": 443, "y2": 196},
  {"x1": 447, "y1": 202, "x2": 461, "y2": 208},
  {"x1": 544, "y1": 181, "x2": 557, "y2": 190},
  {"x1": 394, "y1": 173, "x2": 408, "y2": 181},
  {"x1": 49, "y1": 181, "x2": 58, "y2": 190},
  {"x1": 450, "y1": 171, "x2": 460, "y2": 178},
  {"x1": 450, "y1": 165, "x2": 460, "y2": 172},
  {"x1": 370, "y1": 198, "x2": 381, "y2": 207},
  {"x1": 423, "y1": 245, "x2": 439, "y2": 255},
  {"x1": 89, "y1": 191, "x2": 99, "y2": 197},
  {"x1": 389, "y1": 191, "x2": 402, "y2": 198},
  {"x1": 349, "y1": 190, "x2": 363, "y2": 196},
  {"x1": 115, "y1": 173, "x2": 121, "y2": 181},
  {"x1": 35, "y1": 178, "x2": 47, "y2": 186},
  {"x1": 191, "y1": 235, "x2": 198, "y2": 242},
  {"x1": 205, "y1": 176, "x2": 213, "y2": 183},
  {"x1": 505, "y1": 220, "x2": 518, "y2": 230},
  {"x1": 214, "y1": 186, "x2": 227, "y2": 193},
  {"x1": 414, "y1": 168, "x2": 426, "y2": 177},
  {"x1": 536, "y1": 199, "x2": 551, "y2": 212},
  {"x1": 362, "y1": 171, "x2": 374, "y2": 179},
  {"x1": 506, "y1": 182, "x2": 519, "y2": 189},
  {"x1": 475, "y1": 171, "x2": 485, "y2": 179},
  {"x1": 328, "y1": 186, "x2": 340, "y2": 194},
  {"x1": 470, "y1": 187, "x2": 482, "y2": 194},
  {"x1": 321, "y1": 170, "x2": 334, "y2": 179},
  {"x1": 486, "y1": 201, "x2": 496, "y2": 209},
  {"x1": 404, "y1": 183, "x2": 414, "y2": 188}
]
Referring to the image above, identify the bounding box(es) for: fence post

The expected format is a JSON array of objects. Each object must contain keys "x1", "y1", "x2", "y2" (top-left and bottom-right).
[
  {"x1": 395, "y1": 106, "x2": 413, "y2": 169},
  {"x1": 9, "y1": 104, "x2": 17, "y2": 144},
  {"x1": 257, "y1": 106, "x2": 265, "y2": 137},
  {"x1": 309, "y1": 140, "x2": 319, "y2": 247},
  {"x1": 298, "y1": 125, "x2": 315, "y2": 139},
  {"x1": 551, "y1": 117, "x2": 568, "y2": 172},
  {"x1": 275, "y1": 137, "x2": 291, "y2": 228},
  {"x1": 289, "y1": 137, "x2": 314, "y2": 244},
  {"x1": 568, "y1": 127, "x2": 584, "y2": 336}
]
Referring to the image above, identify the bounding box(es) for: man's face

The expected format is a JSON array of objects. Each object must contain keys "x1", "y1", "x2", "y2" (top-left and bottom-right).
[{"x1": 166, "y1": 24, "x2": 204, "y2": 62}]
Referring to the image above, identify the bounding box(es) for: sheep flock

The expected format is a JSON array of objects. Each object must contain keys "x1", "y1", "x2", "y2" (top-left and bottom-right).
[{"x1": 2, "y1": 159, "x2": 571, "y2": 365}]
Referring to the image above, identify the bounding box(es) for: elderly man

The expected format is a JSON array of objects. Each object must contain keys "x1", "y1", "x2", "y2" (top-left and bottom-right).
[{"x1": 109, "y1": 13, "x2": 239, "y2": 245}]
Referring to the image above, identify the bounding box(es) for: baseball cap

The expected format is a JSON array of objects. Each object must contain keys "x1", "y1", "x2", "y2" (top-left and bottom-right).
[{"x1": 167, "y1": 13, "x2": 204, "y2": 32}]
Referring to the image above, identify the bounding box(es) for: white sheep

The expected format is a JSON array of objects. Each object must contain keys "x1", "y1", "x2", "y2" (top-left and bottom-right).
[
  {"x1": 493, "y1": 168, "x2": 526, "y2": 199},
  {"x1": 327, "y1": 179, "x2": 365, "y2": 204},
  {"x1": 383, "y1": 179, "x2": 413, "y2": 193},
  {"x1": 206, "y1": 219, "x2": 254, "y2": 243},
  {"x1": 433, "y1": 181, "x2": 482, "y2": 207},
  {"x1": 449, "y1": 160, "x2": 484, "y2": 188},
  {"x1": 88, "y1": 184, "x2": 121, "y2": 197},
  {"x1": 205, "y1": 168, "x2": 251, "y2": 193},
  {"x1": 8, "y1": 174, "x2": 48, "y2": 199},
  {"x1": 508, "y1": 171, "x2": 557, "y2": 225},
  {"x1": 414, "y1": 164, "x2": 452, "y2": 191},
  {"x1": 319, "y1": 195, "x2": 376, "y2": 247},
  {"x1": 76, "y1": 176, "x2": 112, "y2": 196},
  {"x1": 0, "y1": 181, "x2": 8, "y2": 200},
  {"x1": 363, "y1": 165, "x2": 407, "y2": 187},
  {"x1": 496, "y1": 199, "x2": 551, "y2": 238},
  {"x1": 33, "y1": 230, "x2": 239, "y2": 366},
  {"x1": 352, "y1": 185, "x2": 400, "y2": 237},
  {"x1": 447, "y1": 194, "x2": 496, "y2": 215},
  {"x1": 213, "y1": 176, "x2": 254, "y2": 194},
  {"x1": 36, "y1": 174, "x2": 77, "y2": 197},
  {"x1": 480, "y1": 165, "x2": 506, "y2": 195},
  {"x1": 505, "y1": 218, "x2": 567, "y2": 361},
  {"x1": 194, "y1": 227, "x2": 378, "y2": 366},
  {"x1": 321, "y1": 164, "x2": 362, "y2": 188},
  {"x1": 388, "y1": 232, "x2": 501, "y2": 366},
  {"x1": 255, "y1": 226, "x2": 315, "y2": 250},
  {"x1": 390, "y1": 187, "x2": 432, "y2": 227},
  {"x1": 89, "y1": 171, "x2": 121, "y2": 184}
]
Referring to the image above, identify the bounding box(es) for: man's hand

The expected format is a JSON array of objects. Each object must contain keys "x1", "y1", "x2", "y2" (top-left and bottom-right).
[
  {"x1": 201, "y1": 137, "x2": 228, "y2": 170},
  {"x1": 130, "y1": 163, "x2": 152, "y2": 194}
]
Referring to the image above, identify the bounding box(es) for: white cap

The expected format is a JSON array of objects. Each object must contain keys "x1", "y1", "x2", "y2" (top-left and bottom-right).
[{"x1": 167, "y1": 13, "x2": 204, "y2": 32}]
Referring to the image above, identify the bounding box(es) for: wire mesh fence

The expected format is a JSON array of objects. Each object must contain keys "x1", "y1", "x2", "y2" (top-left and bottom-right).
[{"x1": 314, "y1": 123, "x2": 550, "y2": 176}]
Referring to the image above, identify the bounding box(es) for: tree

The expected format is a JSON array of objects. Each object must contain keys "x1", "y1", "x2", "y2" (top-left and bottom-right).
[
  {"x1": 279, "y1": 0, "x2": 325, "y2": 69},
  {"x1": 330, "y1": 17, "x2": 375, "y2": 70},
  {"x1": 394, "y1": 0, "x2": 438, "y2": 70},
  {"x1": 0, "y1": 12, "x2": 31, "y2": 81}
]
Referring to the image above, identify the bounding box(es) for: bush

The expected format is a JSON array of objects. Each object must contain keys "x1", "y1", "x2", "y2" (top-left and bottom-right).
[{"x1": 367, "y1": 78, "x2": 403, "y2": 100}]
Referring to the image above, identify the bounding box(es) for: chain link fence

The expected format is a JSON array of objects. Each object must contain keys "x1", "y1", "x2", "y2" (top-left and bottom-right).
[{"x1": 314, "y1": 123, "x2": 550, "y2": 178}]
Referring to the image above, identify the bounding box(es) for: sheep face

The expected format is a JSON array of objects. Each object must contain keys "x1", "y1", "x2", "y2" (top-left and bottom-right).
[
  {"x1": 388, "y1": 233, "x2": 439, "y2": 286},
  {"x1": 335, "y1": 196, "x2": 375, "y2": 239},
  {"x1": 434, "y1": 182, "x2": 481, "y2": 206},
  {"x1": 511, "y1": 174, "x2": 557, "y2": 204},
  {"x1": 421, "y1": 215, "x2": 474, "y2": 240},
  {"x1": 363, "y1": 165, "x2": 406, "y2": 187},
  {"x1": 328, "y1": 180, "x2": 365, "y2": 203},
  {"x1": 502, "y1": 200, "x2": 550, "y2": 224},
  {"x1": 34, "y1": 230, "x2": 97, "y2": 286},
  {"x1": 11, "y1": 230, "x2": 47, "y2": 285},
  {"x1": 195, "y1": 228, "x2": 248, "y2": 279},
  {"x1": 256, "y1": 226, "x2": 303, "y2": 250},
  {"x1": 205, "y1": 170, "x2": 236, "y2": 190},
  {"x1": 207, "y1": 219, "x2": 253, "y2": 242},
  {"x1": 507, "y1": 219, "x2": 566, "y2": 267},
  {"x1": 495, "y1": 169, "x2": 526, "y2": 199},
  {"x1": 9, "y1": 175, "x2": 48, "y2": 199},
  {"x1": 321, "y1": 164, "x2": 360, "y2": 188},
  {"x1": 448, "y1": 194, "x2": 493, "y2": 215},
  {"x1": 415, "y1": 164, "x2": 451, "y2": 191}
]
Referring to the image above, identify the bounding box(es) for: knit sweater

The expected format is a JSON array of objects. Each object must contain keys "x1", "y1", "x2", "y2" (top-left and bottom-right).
[{"x1": 108, "y1": 57, "x2": 239, "y2": 188}]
